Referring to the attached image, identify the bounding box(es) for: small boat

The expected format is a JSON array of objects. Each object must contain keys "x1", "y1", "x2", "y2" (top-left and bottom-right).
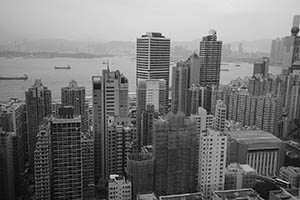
[
  {"x1": 235, "y1": 64, "x2": 241, "y2": 67},
  {"x1": 54, "y1": 65, "x2": 71, "y2": 70},
  {"x1": 0, "y1": 74, "x2": 28, "y2": 80}
]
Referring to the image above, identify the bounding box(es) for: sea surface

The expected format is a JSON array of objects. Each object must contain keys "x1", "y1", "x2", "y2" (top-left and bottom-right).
[{"x1": 0, "y1": 57, "x2": 282, "y2": 102}]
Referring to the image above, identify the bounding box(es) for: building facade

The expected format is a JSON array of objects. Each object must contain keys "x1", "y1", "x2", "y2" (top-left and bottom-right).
[{"x1": 153, "y1": 111, "x2": 197, "y2": 196}]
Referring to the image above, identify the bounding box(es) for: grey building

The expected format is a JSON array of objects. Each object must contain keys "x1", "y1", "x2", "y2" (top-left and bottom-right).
[
  {"x1": 227, "y1": 130, "x2": 285, "y2": 176},
  {"x1": 25, "y1": 79, "x2": 51, "y2": 169},
  {"x1": 153, "y1": 111, "x2": 197, "y2": 196},
  {"x1": 92, "y1": 69, "x2": 129, "y2": 180},
  {"x1": 61, "y1": 80, "x2": 87, "y2": 131}
]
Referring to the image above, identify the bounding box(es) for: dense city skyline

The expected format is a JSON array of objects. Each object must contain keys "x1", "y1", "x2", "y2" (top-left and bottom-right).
[{"x1": 1, "y1": 3, "x2": 300, "y2": 200}]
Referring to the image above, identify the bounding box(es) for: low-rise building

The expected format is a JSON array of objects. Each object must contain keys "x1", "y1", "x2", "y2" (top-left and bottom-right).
[
  {"x1": 108, "y1": 174, "x2": 131, "y2": 200},
  {"x1": 225, "y1": 163, "x2": 256, "y2": 190}
]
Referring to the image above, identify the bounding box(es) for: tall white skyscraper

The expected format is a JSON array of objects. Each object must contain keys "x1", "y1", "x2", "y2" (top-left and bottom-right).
[{"x1": 198, "y1": 129, "x2": 227, "y2": 200}]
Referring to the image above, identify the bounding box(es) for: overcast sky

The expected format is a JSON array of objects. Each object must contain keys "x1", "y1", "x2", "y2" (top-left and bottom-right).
[{"x1": 0, "y1": 0, "x2": 299, "y2": 43}]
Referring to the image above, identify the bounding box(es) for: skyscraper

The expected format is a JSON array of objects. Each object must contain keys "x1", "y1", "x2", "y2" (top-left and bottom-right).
[
  {"x1": 214, "y1": 100, "x2": 226, "y2": 132},
  {"x1": 171, "y1": 61, "x2": 190, "y2": 114},
  {"x1": 50, "y1": 108, "x2": 83, "y2": 199},
  {"x1": 92, "y1": 69, "x2": 129, "y2": 180},
  {"x1": 153, "y1": 111, "x2": 197, "y2": 196},
  {"x1": 282, "y1": 27, "x2": 300, "y2": 73},
  {"x1": 199, "y1": 30, "x2": 222, "y2": 113},
  {"x1": 106, "y1": 117, "x2": 136, "y2": 175},
  {"x1": 136, "y1": 79, "x2": 166, "y2": 147},
  {"x1": 126, "y1": 151, "x2": 154, "y2": 199},
  {"x1": 136, "y1": 32, "x2": 171, "y2": 106},
  {"x1": 253, "y1": 57, "x2": 269, "y2": 78},
  {"x1": 61, "y1": 80, "x2": 87, "y2": 131},
  {"x1": 198, "y1": 129, "x2": 227, "y2": 199},
  {"x1": 34, "y1": 107, "x2": 94, "y2": 200},
  {"x1": 34, "y1": 126, "x2": 51, "y2": 200},
  {"x1": 292, "y1": 15, "x2": 300, "y2": 28},
  {"x1": 0, "y1": 131, "x2": 21, "y2": 200},
  {"x1": 25, "y1": 79, "x2": 51, "y2": 169},
  {"x1": 81, "y1": 132, "x2": 95, "y2": 200},
  {"x1": 199, "y1": 29, "x2": 222, "y2": 87}
]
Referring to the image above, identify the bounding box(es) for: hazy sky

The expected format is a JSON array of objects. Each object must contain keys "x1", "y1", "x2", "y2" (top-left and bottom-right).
[{"x1": 0, "y1": 0, "x2": 299, "y2": 43}]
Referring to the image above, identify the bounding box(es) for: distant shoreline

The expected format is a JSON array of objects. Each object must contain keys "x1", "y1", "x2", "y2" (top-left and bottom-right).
[{"x1": 0, "y1": 51, "x2": 115, "y2": 59}]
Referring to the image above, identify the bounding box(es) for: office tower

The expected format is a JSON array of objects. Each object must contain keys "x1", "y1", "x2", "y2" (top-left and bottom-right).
[
  {"x1": 141, "y1": 104, "x2": 155, "y2": 146},
  {"x1": 153, "y1": 111, "x2": 197, "y2": 196},
  {"x1": 282, "y1": 27, "x2": 300, "y2": 73},
  {"x1": 137, "y1": 79, "x2": 166, "y2": 147},
  {"x1": 199, "y1": 29, "x2": 222, "y2": 87},
  {"x1": 224, "y1": 163, "x2": 256, "y2": 190},
  {"x1": 50, "y1": 107, "x2": 83, "y2": 199},
  {"x1": 0, "y1": 131, "x2": 21, "y2": 200},
  {"x1": 253, "y1": 57, "x2": 269, "y2": 78},
  {"x1": 227, "y1": 130, "x2": 285, "y2": 175},
  {"x1": 212, "y1": 189, "x2": 263, "y2": 200},
  {"x1": 198, "y1": 129, "x2": 227, "y2": 199},
  {"x1": 199, "y1": 30, "x2": 222, "y2": 114},
  {"x1": 136, "y1": 32, "x2": 171, "y2": 106},
  {"x1": 92, "y1": 69, "x2": 129, "y2": 180},
  {"x1": 106, "y1": 117, "x2": 135, "y2": 175},
  {"x1": 34, "y1": 107, "x2": 94, "y2": 200},
  {"x1": 34, "y1": 127, "x2": 51, "y2": 200},
  {"x1": 0, "y1": 99, "x2": 27, "y2": 178},
  {"x1": 81, "y1": 132, "x2": 95, "y2": 200},
  {"x1": 108, "y1": 174, "x2": 132, "y2": 200},
  {"x1": 292, "y1": 15, "x2": 300, "y2": 28},
  {"x1": 25, "y1": 79, "x2": 51, "y2": 169},
  {"x1": 270, "y1": 38, "x2": 284, "y2": 65},
  {"x1": 214, "y1": 100, "x2": 226, "y2": 132},
  {"x1": 171, "y1": 61, "x2": 190, "y2": 114},
  {"x1": 279, "y1": 166, "x2": 300, "y2": 188},
  {"x1": 126, "y1": 151, "x2": 154, "y2": 199},
  {"x1": 187, "y1": 52, "x2": 201, "y2": 86},
  {"x1": 187, "y1": 85, "x2": 206, "y2": 116},
  {"x1": 61, "y1": 80, "x2": 87, "y2": 131},
  {"x1": 289, "y1": 83, "x2": 300, "y2": 120},
  {"x1": 255, "y1": 94, "x2": 282, "y2": 137},
  {"x1": 248, "y1": 76, "x2": 264, "y2": 96}
]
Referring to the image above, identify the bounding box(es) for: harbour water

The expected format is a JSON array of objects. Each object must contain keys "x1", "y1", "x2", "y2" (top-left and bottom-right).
[{"x1": 0, "y1": 57, "x2": 282, "y2": 102}]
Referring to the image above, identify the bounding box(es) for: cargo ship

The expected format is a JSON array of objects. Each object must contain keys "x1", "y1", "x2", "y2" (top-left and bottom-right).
[
  {"x1": 0, "y1": 74, "x2": 28, "y2": 80},
  {"x1": 54, "y1": 65, "x2": 71, "y2": 70}
]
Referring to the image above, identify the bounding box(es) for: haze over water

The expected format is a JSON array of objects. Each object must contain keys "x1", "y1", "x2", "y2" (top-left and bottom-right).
[{"x1": 0, "y1": 57, "x2": 282, "y2": 102}]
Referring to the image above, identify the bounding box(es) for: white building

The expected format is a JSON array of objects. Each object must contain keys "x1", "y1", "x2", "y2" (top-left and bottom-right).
[
  {"x1": 198, "y1": 129, "x2": 227, "y2": 200},
  {"x1": 108, "y1": 174, "x2": 131, "y2": 200},
  {"x1": 214, "y1": 100, "x2": 226, "y2": 132}
]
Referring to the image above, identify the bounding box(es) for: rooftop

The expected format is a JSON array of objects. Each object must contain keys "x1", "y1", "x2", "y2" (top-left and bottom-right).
[
  {"x1": 137, "y1": 193, "x2": 158, "y2": 200},
  {"x1": 159, "y1": 192, "x2": 203, "y2": 200},
  {"x1": 227, "y1": 130, "x2": 282, "y2": 145},
  {"x1": 213, "y1": 189, "x2": 263, "y2": 200}
]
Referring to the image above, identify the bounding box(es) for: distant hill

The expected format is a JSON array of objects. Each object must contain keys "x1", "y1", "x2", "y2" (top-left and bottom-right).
[{"x1": 0, "y1": 38, "x2": 272, "y2": 58}]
